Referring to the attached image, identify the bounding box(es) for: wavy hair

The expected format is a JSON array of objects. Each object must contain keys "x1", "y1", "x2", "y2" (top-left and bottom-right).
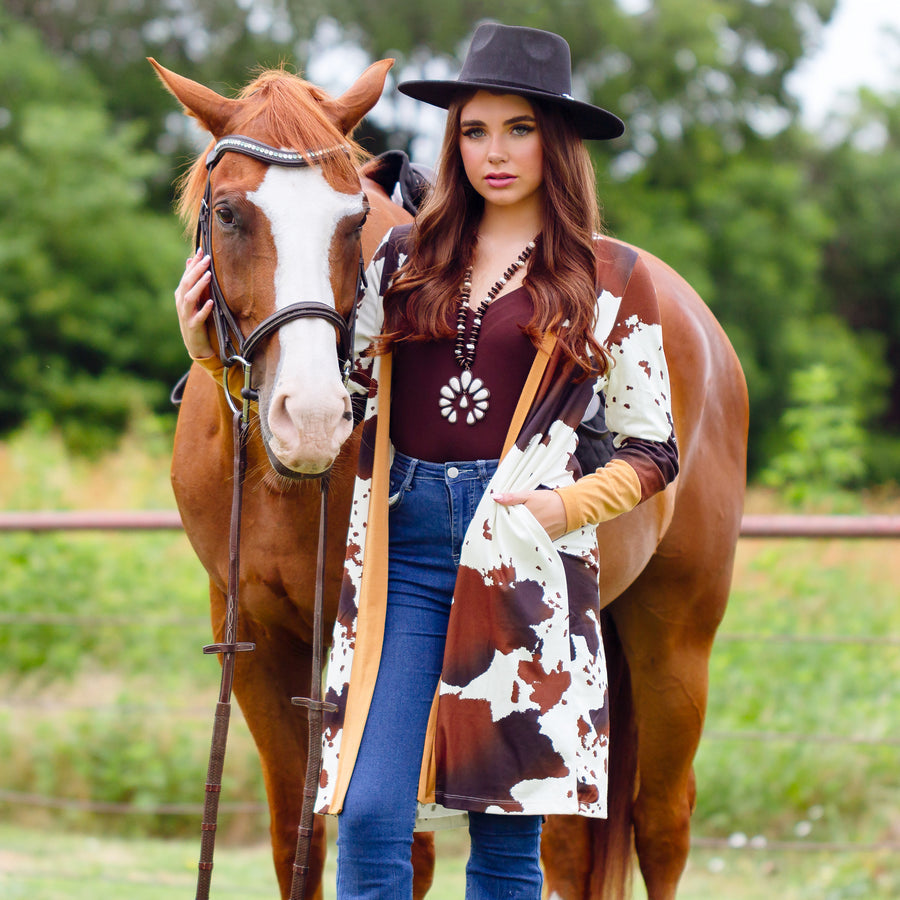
[{"x1": 379, "y1": 92, "x2": 610, "y2": 378}]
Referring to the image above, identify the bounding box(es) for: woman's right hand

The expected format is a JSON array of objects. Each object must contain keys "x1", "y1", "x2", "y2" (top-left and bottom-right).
[{"x1": 175, "y1": 248, "x2": 215, "y2": 359}]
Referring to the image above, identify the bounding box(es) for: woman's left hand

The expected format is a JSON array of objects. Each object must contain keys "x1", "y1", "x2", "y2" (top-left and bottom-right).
[{"x1": 493, "y1": 489, "x2": 568, "y2": 541}]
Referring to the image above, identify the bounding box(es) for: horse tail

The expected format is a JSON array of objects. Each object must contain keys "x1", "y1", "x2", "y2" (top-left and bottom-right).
[{"x1": 591, "y1": 607, "x2": 637, "y2": 898}]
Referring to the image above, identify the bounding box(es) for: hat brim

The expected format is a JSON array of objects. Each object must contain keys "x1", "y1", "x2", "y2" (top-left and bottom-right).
[{"x1": 397, "y1": 79, "x2": 625, "y2": 141}]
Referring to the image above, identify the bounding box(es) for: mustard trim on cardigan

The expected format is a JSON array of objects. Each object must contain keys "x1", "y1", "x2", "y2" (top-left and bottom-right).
[
  {"x1": 500, "y1": 334, "x2": 556, "y2": 461},
  {"x1": 191, "y1": 355, "x2": 247, "y2": 404},
  {"x1": 327, "y1": 353, "x2": 394, "y2": 814}
]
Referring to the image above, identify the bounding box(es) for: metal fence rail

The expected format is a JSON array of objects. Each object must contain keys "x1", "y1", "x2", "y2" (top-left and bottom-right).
[{"x1": 2, "y1": 510, "x2": 900, "y2": 536}]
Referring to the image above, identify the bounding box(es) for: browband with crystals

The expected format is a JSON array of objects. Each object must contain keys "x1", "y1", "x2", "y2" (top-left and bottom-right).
[{"x1": 205, "y1": 135, "x2": 351, "y2": 170}]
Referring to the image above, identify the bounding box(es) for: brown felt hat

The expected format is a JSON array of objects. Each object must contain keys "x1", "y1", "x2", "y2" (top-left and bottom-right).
[{"x1": 398, "y1": 23, "x2": 624, "y2": 141}]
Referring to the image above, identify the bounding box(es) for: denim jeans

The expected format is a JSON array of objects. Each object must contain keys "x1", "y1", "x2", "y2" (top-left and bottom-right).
[{"x1": 336, "y1": 451, "x2": 543, "y2": 899}]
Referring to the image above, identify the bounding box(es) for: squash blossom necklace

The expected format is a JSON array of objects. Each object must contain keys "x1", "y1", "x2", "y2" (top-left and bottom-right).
[{"x1": 439, "y1": 240, "x2": 537, "y2": 425}]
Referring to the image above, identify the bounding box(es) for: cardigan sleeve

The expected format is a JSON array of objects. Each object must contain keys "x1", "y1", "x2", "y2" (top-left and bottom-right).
[
  {"x1": 190, "y1": 353, "x2": 233, "y2": 395},
  {"x1": 555, "y1": 253, "x2": 679, "y2": 532},
  {"x1": 346, "y1": 230, "x2": 391, "y2": 401}
]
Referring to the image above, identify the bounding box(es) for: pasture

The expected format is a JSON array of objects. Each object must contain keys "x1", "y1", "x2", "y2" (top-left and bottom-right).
[{"x1": 1, "y1": 424, "x2": 899, "y2": 898}]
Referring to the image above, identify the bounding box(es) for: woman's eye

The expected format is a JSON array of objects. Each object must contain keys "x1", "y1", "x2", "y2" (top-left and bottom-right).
[
  {"x1": 512, "y1": 124, "x2": 534, "y2": 136},
  {"x1": 215, "y1": 206, "x2": 235, "y2": 225},
  {"x1": 462, "y1": 128, "x2": 485, "y2": 139}
]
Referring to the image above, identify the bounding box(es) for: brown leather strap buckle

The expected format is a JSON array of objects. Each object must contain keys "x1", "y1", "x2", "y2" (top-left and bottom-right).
[{"x1": 203, "y1": 641, "x2": 256, "y2": 654}]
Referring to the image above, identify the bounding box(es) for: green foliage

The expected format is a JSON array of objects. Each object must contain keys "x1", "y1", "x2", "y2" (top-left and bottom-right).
[
  {"x1": 0, "y1": 12, "x2": 190, "y2": 448},
  {"x1": 761, "y1": 363, "x2": 865, "y2": 503},
  {"x1": 0, "y1": 426, "x2": 266, "y2": 839},
  {"x1": 0, "y1": 433, "x2": 900, "y2": 888},
  {"x1": 2, "y1": 1, "x2": 900, "y2": 480},
  {"x1": 605, "y1": 150, "x2": 838, "y2": 473},
  {"x1": 813, "y1": 89, "x2": 900, "y2": 477}
]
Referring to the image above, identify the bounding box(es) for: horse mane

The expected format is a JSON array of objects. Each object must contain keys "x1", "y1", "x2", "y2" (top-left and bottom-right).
[{"x1": 176, "y1": 66, "x2": 369, "y2": 230}]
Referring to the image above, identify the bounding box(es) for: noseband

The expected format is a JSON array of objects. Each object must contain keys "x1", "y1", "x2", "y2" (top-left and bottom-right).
[{"x1": 197, "y1": 134, "x2": 366, "y2": 400}]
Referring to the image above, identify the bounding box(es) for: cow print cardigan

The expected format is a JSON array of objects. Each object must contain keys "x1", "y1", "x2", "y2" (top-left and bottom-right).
[{"x1": 316, "y1": 225, "x2": 677, "y2": 824}]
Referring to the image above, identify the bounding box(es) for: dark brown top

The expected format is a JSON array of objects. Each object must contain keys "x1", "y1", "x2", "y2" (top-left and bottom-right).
[{"x1": 390, "y1": 287, "x2": 537, "y2": 462}]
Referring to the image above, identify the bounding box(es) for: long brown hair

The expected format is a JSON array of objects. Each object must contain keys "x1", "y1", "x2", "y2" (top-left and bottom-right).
[{"x1": 379, "y1": 92, "x2": 610, "y2": 378}]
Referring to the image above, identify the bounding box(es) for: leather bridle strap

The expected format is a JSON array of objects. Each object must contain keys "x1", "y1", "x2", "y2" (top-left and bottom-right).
[
  {"x1": 192, "y1": 134, "x2": 363, "y2": 900},
  {"x1": 241, "y1": 302, "x2": 352, "y2": 375},
  {"x1": 289, "y1": 475, "x2": 337, "y2": 900},
  {"x1": 196, "y1": 134, "x2": 362, "y2": 381},
  {"x1": 195, "y1": 405, "x2": 255, "y2": 900}
]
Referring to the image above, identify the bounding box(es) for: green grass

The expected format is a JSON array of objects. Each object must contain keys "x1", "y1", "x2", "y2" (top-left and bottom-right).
[
  {"x1": 2, "y1": 424, "x2": 899, "y2": 896},
  {"x1": 694, "y1": 536, "x2": 900, "y2": 846},
  {"x1": 2, "y1": 823, "x2": 898, "y2": 899}
]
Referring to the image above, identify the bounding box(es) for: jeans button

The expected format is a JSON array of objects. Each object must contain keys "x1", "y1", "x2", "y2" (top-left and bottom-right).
[{"x1": 447, "y1": 466, "x2": 459, "y2": 479}]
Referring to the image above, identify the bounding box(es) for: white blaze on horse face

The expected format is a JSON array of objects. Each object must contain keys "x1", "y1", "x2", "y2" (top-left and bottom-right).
[{"x1": 248, "y1": 166, "x2": 363, "y2": 471}]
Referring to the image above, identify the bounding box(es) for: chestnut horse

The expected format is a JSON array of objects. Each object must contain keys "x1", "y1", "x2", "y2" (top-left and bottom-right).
[{"x1": 152, "y1": 59, "x2": 747, "y2": 900}]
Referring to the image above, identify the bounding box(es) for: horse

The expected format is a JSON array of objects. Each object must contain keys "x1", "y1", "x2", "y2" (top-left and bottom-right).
[
  {"x1": 150, "y1": 58, "x2": 431, "y2": 898},
  {"x1": 152, "y1": 58, "x2": 747, "y2": 900}
]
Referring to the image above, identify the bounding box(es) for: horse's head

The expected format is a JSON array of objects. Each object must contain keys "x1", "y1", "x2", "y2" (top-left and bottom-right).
[{"x1": 151, "y1": 57, "x2": 393, "y2": 476}]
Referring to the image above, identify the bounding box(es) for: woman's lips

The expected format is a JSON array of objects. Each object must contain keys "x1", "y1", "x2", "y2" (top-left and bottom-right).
[{"x1": 485, "y1": 173, "x2": 516, "y2": 187}]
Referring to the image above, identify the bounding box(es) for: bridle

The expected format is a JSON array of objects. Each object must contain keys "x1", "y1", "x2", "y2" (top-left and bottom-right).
[
  {"x1": 197, "y1": 134, "x2": 365, "y2": 390},
  {"x1": 192, "y1": 134, "x2": 363, "y2": 900}
]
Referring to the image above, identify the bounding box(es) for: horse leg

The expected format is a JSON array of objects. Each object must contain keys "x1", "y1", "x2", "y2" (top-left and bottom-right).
[
  {"x1": 608, "y1": 559, "x2": 729, "y2": 900},
  {"x1": 211, "y1": 596, "x2": 435, "y2": 898},
  {"x1": 412, "y1": 832, "x2": 436, "y2": 899},
  {"x1": 541, "y1": 815, "x2": 594, "y2": 898},
  {"x1": 216, "y1": 602, "x2": 326, "y2": 900},
  {"x1": 542, "y1": 607, "x2": 637, "y2": 900}
]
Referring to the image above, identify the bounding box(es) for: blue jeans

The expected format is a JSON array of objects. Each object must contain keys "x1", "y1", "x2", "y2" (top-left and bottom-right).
[{"x1": 336, "y1": 452, "x2": 543, "y2": 899}]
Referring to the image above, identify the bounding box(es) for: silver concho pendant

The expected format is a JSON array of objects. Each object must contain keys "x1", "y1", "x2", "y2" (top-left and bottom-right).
[{"x1": 439, "y1": 369, "x2": 490, "y2": 425}]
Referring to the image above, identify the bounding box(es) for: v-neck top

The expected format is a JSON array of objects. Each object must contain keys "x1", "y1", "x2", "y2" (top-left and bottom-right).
[{"x1": 390, "y1": 287, "x2": 537, "y2": 462}]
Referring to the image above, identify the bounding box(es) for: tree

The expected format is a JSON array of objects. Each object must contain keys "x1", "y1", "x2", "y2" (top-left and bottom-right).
[
  {"x1": 11, "y1": 0, "x2": 900, "y2": 482},
  {"x1": 761, "y1": 362, "x2": 867, "y2": 504},
  {"x1": 813, "y1": 88, "x2": 900, "y2": 481},
  {"x1": 0, "y1": 13, "x2": 189, "y2": 451}
]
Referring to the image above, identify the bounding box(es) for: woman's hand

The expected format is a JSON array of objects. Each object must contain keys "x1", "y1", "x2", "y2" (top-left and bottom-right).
[
  {"x1": 493, "y1": 489, "x2": 568, "y2": 541},
  {"x1": 175, "y1": 248, "x2": 215, "y2": 359}
]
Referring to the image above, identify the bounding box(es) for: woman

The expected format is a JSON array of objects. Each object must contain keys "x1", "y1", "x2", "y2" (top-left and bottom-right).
[{"x1": 176, "y1": 23, "x2": 677, "y2": 899}]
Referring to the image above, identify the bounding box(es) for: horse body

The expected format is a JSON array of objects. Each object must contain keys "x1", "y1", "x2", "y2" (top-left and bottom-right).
[
  {"x1": 541, "y1": 248, "x2": 748, "y2": 900},
  {"x1": 153, "y1": 59, "x2": 429, "y2": 898},
  {"x1": 155, "y1": 58, "x2": 747, "y2": 900}
]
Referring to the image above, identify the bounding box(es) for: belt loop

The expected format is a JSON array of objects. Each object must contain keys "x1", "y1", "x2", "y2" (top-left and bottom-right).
[
  {"x1": 478, "y1": 457, "x2": 497, "y2": 485},
  {"x1": 397, "y1": 453, "x2": 418, "y2": 493}
]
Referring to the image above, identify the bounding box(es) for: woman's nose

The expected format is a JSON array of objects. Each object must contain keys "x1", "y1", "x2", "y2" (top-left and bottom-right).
[{"x1": 487, "y1": 144, "x2": 508, "y2": 164}]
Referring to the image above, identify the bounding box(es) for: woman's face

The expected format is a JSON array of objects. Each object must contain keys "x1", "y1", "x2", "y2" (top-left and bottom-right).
[{"x1": 458, "y1": 91, "x2": 544, "y2": 215}]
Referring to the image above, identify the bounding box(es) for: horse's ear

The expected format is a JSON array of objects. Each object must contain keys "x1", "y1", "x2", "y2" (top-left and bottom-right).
[
  {"x1": 319, "y1": 59, "x2": 394, "y2": 136},
  {"x1": 148, "y1": 57, "x2": 237, "y2": 138}
]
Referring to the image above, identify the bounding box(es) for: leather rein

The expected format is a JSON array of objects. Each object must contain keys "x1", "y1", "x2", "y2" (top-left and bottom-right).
[{"x1": 193, "y1": 134, "x2": 363, "y2": 900}]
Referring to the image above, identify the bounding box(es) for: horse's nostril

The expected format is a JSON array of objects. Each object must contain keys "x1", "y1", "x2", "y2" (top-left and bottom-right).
[{"x1": 342, "y1": 410, "x2": 352, "y2": 421}]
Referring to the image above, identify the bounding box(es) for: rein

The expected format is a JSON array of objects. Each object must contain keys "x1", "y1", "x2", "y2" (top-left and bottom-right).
[{"x1": 194, "y1": 134, "x2": 359, "y2": 900}]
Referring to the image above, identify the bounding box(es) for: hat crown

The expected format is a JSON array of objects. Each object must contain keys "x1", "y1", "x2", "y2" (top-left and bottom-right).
[{"x1": 458, "y1": 24, "x2": 574, "y2": 99}]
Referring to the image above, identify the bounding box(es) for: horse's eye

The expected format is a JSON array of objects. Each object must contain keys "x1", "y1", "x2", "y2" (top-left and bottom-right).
[{"x1": 215, "y1": 206, "x2": 235, "y2": 226}]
